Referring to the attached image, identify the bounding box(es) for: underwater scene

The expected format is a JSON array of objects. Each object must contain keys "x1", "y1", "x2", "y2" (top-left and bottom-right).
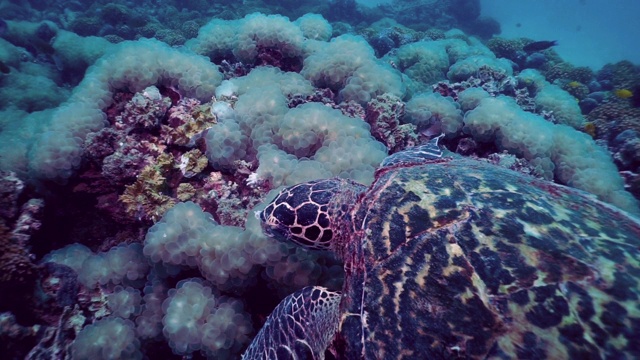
[{"x1": 0, "y1": 0, "x2": 639, "y2": 358}]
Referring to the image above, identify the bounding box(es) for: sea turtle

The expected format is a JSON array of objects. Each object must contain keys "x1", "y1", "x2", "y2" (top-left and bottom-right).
[{"x1": 243, "y1": 138, "x2": 640, "y2": 359}]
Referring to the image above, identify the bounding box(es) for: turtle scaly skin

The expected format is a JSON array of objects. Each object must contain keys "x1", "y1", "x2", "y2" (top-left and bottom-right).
[
  {"x1": 242, "y1": 286, "x2": 341, "y2": 359},
  {"x1": 260, "y1": 177, "x2": 366, "y2": 258},
  {"x1": 247, "y1": 142, "x2": 640, "y2": 359}
]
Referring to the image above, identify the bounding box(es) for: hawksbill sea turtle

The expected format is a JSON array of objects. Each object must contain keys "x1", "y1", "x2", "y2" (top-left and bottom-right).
[{"x1": 242, "y1": 137, "x2": 640, "y2": 359}]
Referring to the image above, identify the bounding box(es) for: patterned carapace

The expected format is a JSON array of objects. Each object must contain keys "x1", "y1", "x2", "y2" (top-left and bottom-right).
[{"x1": 247, "y1": 138, "x2": 640, "y2": 360}]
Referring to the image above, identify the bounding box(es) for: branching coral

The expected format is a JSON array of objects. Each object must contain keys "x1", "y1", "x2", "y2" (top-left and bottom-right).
[
  {"x1": 178, "y1": 149, "x2": 209, "y2": 178},
  {"x1": 119, "y1": 161, "x2": 176, "y2": 223},
  {"x1": 162, "y1": 98, "x2": 218, "y2": 146}
]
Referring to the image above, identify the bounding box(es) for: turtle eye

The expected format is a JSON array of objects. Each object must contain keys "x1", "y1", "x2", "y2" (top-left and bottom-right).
[
  {"x1": 259, "y1": 179, "x2": 341, "y2": 251},
  {"x1": 260, "y1": 216, "x2": 290, "y2": 242},
  {"x1": 259, "y1": 199, "x2": 297, "y2": 241}
]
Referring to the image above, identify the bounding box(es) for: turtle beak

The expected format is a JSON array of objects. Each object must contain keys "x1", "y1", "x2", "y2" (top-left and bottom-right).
[{"x1": 256, "y1": 210, "x2": 276, "y2": 238}]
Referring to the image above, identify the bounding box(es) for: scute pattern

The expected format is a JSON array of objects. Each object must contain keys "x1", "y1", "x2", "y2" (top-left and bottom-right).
[
  {"x1": 341, "y1": 157, "x2": 640, "y2": 359},
  {"x1": 261, "y1": 179, "x2": 342, "y2": 250},
  {"x1": 261, "y1": 178, "x2": 366, "y2": 253}
]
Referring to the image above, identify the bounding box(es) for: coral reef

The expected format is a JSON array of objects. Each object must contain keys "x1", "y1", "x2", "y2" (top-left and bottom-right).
[
  {"x1": 1, "y1": 5, "x2": 640, "y2": 359},
  {"x1": 587, "y1": 100, "x2": 640, "y2": 176},
  {"x1": 0, "y1": 172, "x2": 41, "y2": 296},
  {"x1": 562, "y1": 80, "x2": 590, "y2": 100},
  {"x1": 378, "y1": 0, "x2": 497, "y2": 38},
  {"x1": 598, "y1": 60, "x2": 640, "y2": 90},
  {"x1": 119, "y1": 163, "x2": 176, "y2": 223},
  {"x1": 365, "y1": 93, "x2": 418, "y2": 153},
  {"x1": 361, "y1": 21, "x2": 421, "y2": 57},
  {"x1": 487, "y1": 37, "x2": 524, "y2": 61},
  {"x1": 544, "y1": 62, "x2": 595, "y2": 84}
]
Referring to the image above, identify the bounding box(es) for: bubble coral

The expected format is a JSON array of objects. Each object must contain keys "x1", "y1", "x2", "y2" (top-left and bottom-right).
[
  {"x1": 71, "y1": 317, "x2": 143, "y2": 360},
  {"x1": 161, "y1": 279, "x2": 252, "y2": 358}
]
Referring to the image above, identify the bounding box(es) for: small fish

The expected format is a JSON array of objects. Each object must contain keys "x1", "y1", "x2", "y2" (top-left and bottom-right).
[
  {"x1": 614, "y1": 89, "x2": 633, "y2": 99},
  {"x1": 523, "y1": 40, "x2": 557, "y2": 53}
]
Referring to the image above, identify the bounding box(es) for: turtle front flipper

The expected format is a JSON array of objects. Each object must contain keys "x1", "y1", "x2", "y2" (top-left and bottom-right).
[{"x1": 242, "y1": 286, "x2": 342, "y2": 360}]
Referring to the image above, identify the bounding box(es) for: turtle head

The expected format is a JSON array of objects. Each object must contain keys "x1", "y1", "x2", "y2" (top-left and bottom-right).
[{"x1": 258, "y1": 178, "x2": 365, "y2": 253}]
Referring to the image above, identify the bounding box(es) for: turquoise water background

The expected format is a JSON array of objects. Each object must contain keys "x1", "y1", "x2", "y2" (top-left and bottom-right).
[{"x1": 358, "y1": 0, "x2": 640, "y2": 69}]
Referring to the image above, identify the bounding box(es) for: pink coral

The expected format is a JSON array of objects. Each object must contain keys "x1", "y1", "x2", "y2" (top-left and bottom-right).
[
  {"x1": 114, "y1": 86, "x2": 171, "y2": 130},
  {"x1": 365, "y1": 93, "x2": 417, "y2": 153}
]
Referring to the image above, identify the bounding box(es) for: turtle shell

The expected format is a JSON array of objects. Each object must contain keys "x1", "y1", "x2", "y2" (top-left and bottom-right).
[{"x1": 337, "y1": 156, "x2": 640, "y2": 359}]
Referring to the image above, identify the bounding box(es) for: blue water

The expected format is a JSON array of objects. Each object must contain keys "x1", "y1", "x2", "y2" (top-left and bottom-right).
[
  {"x1": 357, "y1": 0, "x2": 640, "y2": 69},
  {"x1": 479, "y1": 0, "x2": 640, "y2": 69}
]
